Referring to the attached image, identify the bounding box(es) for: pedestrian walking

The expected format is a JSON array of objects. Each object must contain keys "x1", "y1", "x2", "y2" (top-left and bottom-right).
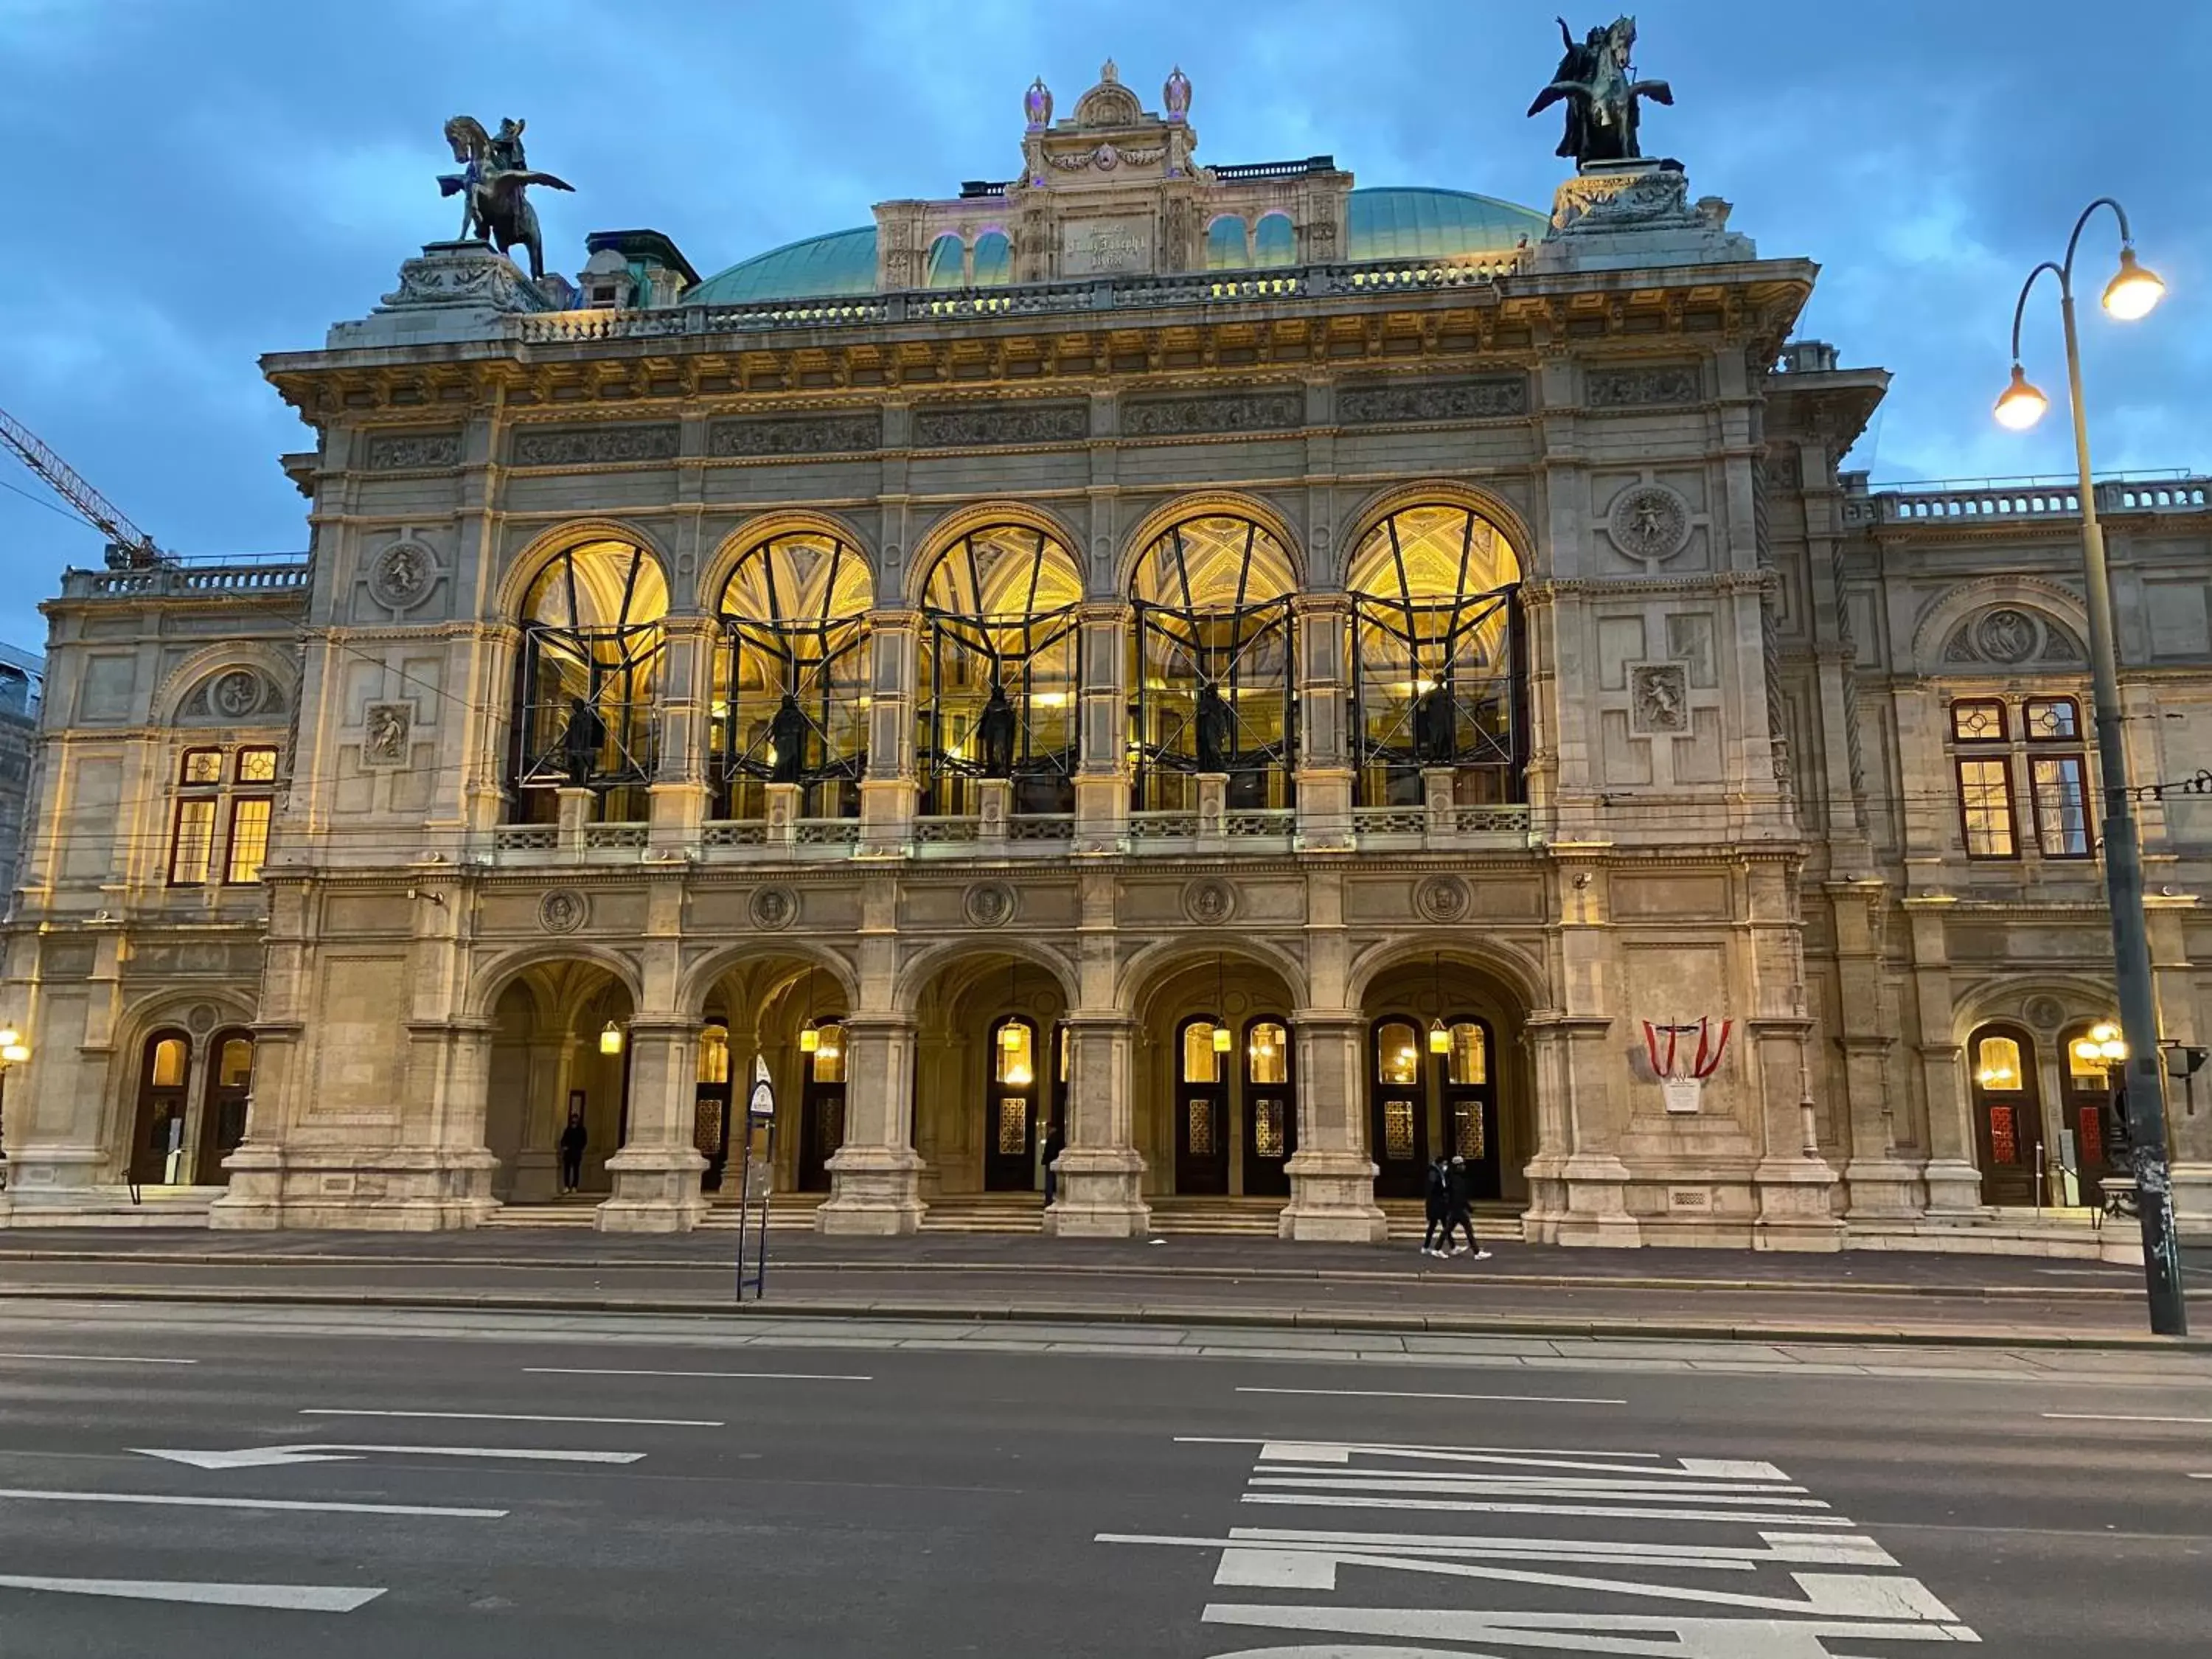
[
  {"x1": 1421, "y1": 1152, "x2": 1452, "y2": 1256},
  {"x1": 558, "y1": 1110, "x2": 588, "y2": 1194},
  {"x1": 1042, "y1": 1119, "x2": 1066, "y2": 1205},
  {"x1": 1445, "y1": 1153, "x2": 1491, "y2": 1259}
]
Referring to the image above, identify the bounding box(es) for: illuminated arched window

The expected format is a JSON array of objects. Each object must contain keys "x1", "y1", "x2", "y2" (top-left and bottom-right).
[
  {"x1": 1130, "y1": 514, "x2": 1297, "y2": 813},
  {"x1": 1346, "y1": 504, "x2": 1524, "y2": 807},
  {"x1": 917, "y1": 524, "x2": 1082, "y2": 816},
  {"x1": 1204, "y1": 216, "x2": 1248, "y2": 271},
  {"x1": 512, "y1": 540, "x2": 669, "y2": 823},
  {"x1": 1253, "y1": 212, "x2": 1295, "y2": 268},
  {"x1": 971, "y1": 231, "x2": 1012, "y2": 285},
  {"x1": 925, "y1": 234, "x2": 964, "y2": 288},
  {"x1": 714, "y1": 532, "x2": 874, "y2": 820}
]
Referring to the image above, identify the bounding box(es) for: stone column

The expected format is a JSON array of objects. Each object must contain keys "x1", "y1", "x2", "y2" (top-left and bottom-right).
[
  {"x1": 1522, "y1": 1012, "x2": 1639, "y2": 1245},
  {"x1": 817, "y1": 1014, "x2": 925, "y2": 1234},
  {"x1": 1073, "y1": 604, "x2": 1130, "y2": 855},
  {"x1": 1293, "y1": 593, "x2": 1354, "y2": 851},
  {"x1": 1905, "y1": 899, "x2": 1981, "y2": 1212},
  {"x1": 648, "y1": 615, "x2": 715, "y2": 852},
  {"x1": 1047, "y1": 1012, "x2": 1150, "y2": 1236},
  {"x1": 1828, "y1": 878, "x2": 1917, "y2": 1214},
  {"x1": 1279, "y1": 1012, "x2": 1387, "y2": 1242},
  {"x1": 860, "y1": 610, "x2": 919, "y2": 856},
  {"x1": 596, "y1": 1018, "x2": 708, "y2": 1233}
]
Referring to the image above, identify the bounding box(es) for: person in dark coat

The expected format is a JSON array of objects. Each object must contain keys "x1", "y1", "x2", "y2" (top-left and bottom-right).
[
  {"x1": 1042, "y1": 1119, "x2": 1066, "y2": 1206},
  {"x1": 563, "y1": 696, "x2": 606, "y2": 785},
  {"x1": 976, "y1": 680, "x2": 1018, "y2": 779},
  {"x1": 1421, "y1": 1153, "x2": 1452, "y2": 1256},
  {"x1": 1444, "y1": 1153, "x2": 1491, "y2": 1260},
  {"x1": 558, "y1": 1110, "x2": 588, "y2": 1194}
]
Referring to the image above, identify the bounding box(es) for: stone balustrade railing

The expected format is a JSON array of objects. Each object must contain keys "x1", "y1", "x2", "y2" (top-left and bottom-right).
[
  {"x1": 505, "y1": 803, "x2": 1528, "y2": 867},
  {"x1": 511, "y1": 250, "x2": 1527, "y2": 348},
  {"x1": 1840, "y1": 475, "x2": 2210, "y2": 529},
  {"x1": 63, "y1": 558, "x2": 312, "y2": 599}
]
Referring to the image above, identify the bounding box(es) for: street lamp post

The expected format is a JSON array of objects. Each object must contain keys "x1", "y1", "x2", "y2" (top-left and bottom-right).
[{"x1": 1996, "y1": 199, "x2": 2187, "y2": 1335}]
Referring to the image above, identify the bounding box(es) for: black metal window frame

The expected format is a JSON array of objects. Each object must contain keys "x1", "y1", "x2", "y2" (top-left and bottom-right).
[
  {"x1": 511, "y1": 543, "x2": 666, "y2": 810},
  {"x1": 1347, "y1": 507, "x2": 1527, "y2": 807},
  {"x1": 918, "y1": 524, "x2": 1082, "y2": 815},
  {"x1": 1130, "y1": 516, "x2": 1298, "y2": 811},
  {"x1": 713, "y1": 534, "x2": 872, "y2": 819}
]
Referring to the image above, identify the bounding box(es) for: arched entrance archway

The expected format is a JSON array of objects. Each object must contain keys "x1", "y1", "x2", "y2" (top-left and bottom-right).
[
  {"x1": 695, "y1": 953, "x2": 853, "y2": 1200},
  {"x1": 1130, "y1": 950, "x2": 1301, "y2": 1200},
  {"x1": 127, "y1": 1029, "x2": 192, "y2": 1187},
  {"x1": 195, "y1": 1028, "x2": 254, "y2": 1185},
  {"x1": 1358, "y1": 953, "x2": 1532, "y2": 1207},
  {"x1": 481, "y1": 962, "x2": 636, "y2": 1202},
  {"x1": 908, "y1": 950, "x2": 1071, "y2": 1201},
  {"x1": 1968, "y1": 1023, "x2": 2046, "y2": 1206}
]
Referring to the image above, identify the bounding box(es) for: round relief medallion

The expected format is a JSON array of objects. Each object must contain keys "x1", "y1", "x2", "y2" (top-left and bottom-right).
[
  {"x1": 186, "y1": 1003, "x2": 218, "y2": 1036},
  {"x1": 212, "y1": 669, "x2": 264, "y2": 718},
  {"x1": 748, "y1": 885, "x2": 798, "y2": 931},
  {"x1": 964, "y1": 881, "x2": 1017, "y2": 928},
  {"x1": 537, "y1": 888, "x2": 588, "y2": 935},
  {"x1": 1182, "y1": 877, "x2": 1237, "y2": 925},
  {"x1": 2025, "y1": 995, "x2": 2067, "y2": 1031},
  {"x1": 1413, "y1": 874, "x2": 1471, "y2": 924},
  {"x1": 368, "y1": 541, "x2": 435, "y2": 610},
  {"x1": 1607, "y1": 484, "x2": 1691, "y2": 562},
  {"x1": 1975, "y1": 608, "x2": 2036, "y2": 664}
]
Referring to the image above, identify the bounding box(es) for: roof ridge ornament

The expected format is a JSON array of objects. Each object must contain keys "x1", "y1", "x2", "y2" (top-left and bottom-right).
[
  {"x1": 1164, "y1": 66, "x2": 1192, "y2": 123},
  {"x1": 1025, "y1": 77, "x2": 1052, "y2": 131}
]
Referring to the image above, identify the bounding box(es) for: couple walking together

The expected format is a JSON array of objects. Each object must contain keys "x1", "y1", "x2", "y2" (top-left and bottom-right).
[{"x1": 1422, "y1": 1152, "x2": 1492, "y2": 1260}]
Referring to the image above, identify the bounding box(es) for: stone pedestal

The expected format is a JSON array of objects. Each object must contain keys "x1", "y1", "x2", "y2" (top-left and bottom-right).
[
  {"x1": 211, "y1": 1144, "x2": 501, "y2": 1231},
  {"x1": 555, "y1": 786, "x2": 595, "y2": 852},
  {"x1": 1422, "y1": 767, "x2": 1457, "y2": 844},
  {"x1": 816, "y1": 1016, "x2": 925, "y2": 1235},
  {"x1": 647, "y1": 780, "x2": 709, "y2": 852},
  {"x1": 1752, "y1": 1156, "x2": 1846, "y2": 1252},
  {"x1": 857, "y1": 777, "x2": 914, "y2": 858},
  {"x1": 977, "y1": 778, "x2": 1012, "y2": 846},
  {"x1": 1047, "y1": 1015, "x2": 1150, "y2": 1237},
  {"x1": 1072, "y1": 775, "x2": 1127, "y2": 857},
  {"x1": 1279, "y1": 1015, "x2": 1388, "y2": 1242},
  {"x1": 2173, "y1": 1161, "x2": 2212, "y2": 1241},
  {"x1": 596, "y1": 1020, "x2": 708, "y2": 1233},
  {"x1": 765, "y1": 782, "x2": 802, "y2": 846},
  {"x1": 1294, "y1": 768, "x2": 1355, "y2": 852},
  {"x1": 1535, "y1": 160, "x2": 1754, "y2": 275},
  {"x1": 328, "y1": 240, "x2": 555, "y2": 350},
  {"x1": 1195, "y1": 773, "x2": 1228, "y2": 842}
]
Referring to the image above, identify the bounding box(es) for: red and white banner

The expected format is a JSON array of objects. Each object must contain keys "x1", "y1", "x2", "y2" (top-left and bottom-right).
[{"x1": 1642, "y1": 1018, "x2": 1732, "y2": 1082}]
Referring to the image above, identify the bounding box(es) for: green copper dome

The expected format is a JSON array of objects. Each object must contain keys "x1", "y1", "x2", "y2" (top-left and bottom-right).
[{"x1": 684, "y1": 187, "x2": 1543, "y2": 307}]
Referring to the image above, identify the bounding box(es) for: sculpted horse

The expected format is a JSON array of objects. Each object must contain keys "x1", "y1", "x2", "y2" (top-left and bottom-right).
[
  {"x1": 1528, "y1": 15, "x2": 1674, "y2": 166},
  {"x1": 439, "y1": 115, "x2": 573, "y2": 280}
]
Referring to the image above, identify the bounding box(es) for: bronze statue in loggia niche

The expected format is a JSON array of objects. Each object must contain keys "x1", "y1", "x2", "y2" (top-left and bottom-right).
[{"x1": 1528, "y1": 15, "x2": 1674, "y2": 167}]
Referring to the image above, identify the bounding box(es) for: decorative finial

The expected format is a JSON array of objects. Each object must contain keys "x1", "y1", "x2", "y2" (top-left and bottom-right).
[
  {"x1": 1100, "y1": 58, "x2": 1119, "y2": 84},
  {"x1": 1025, "y1": 75, "x2": 1053, "y2": 131},
  {"x1": 1164, "y1": 65, "x2": 1192, "y2": 122}
]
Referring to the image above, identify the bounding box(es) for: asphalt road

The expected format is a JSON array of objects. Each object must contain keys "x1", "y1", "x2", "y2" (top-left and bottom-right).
[{"x1": 0, "y1": 1303, "x2": 2205, "y2": 1656}]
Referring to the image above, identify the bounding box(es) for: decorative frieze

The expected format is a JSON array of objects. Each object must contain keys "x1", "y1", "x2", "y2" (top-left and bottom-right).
[
  {"x1": 510, "y1": 423, "x2": 681, "y2": 467},
  {"x1": 364, "y1": 430, "x2": 462, "y2": 471},
  {"x1": 708, "y1": 412, "x2": 882, "y2": 457},
  {"x1": 1122, "y1": 389, "x2": 1303, "y2": 438},
  {"x1": 1585, "y1": 364, "x2": 1701, "y2": 409},
  {"x1": 911, "y1": 401, "x2": 1089, "y2": 448},
  {"x1": 1337, "y1": 377, "x2": 1528, "y2": 425}
]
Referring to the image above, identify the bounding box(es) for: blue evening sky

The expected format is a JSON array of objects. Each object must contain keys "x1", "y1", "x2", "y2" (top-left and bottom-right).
[{"x1": 0, "y1": 0, "x2": 2203, "y2": 656}]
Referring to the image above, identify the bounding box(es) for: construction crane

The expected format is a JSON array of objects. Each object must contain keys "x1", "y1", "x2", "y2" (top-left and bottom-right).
[{"x1": 0, "y1": 403, "x2": 166, "y2": 569}]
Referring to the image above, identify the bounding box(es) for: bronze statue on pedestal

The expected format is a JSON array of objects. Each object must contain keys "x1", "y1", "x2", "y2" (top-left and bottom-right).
[
  {"x1": 1528, "y1": 15, "x2": 1674, "y2": 167},
  {"x1": 439, "y1": 116, "x2": 574, "y2": 280}
]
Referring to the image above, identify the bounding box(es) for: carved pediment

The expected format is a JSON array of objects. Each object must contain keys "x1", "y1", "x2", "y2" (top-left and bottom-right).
[{"x1": 1941, "y1": 605, "x2": 2085, "y2": 667}]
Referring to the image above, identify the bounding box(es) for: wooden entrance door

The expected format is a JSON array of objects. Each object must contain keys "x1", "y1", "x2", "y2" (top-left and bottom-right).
[
  {"x1": 1969, "y1": 1025, "x2": 2044, "y2": 1206},
  {"x1": 797, "y1": 1019, "x2": 846, "y2": 1192},
  {"x1": 128, "y1": 1030, "x2": 192, "y2": 1186},
  {"x1": 1240, "y1": 1018, "x2": 1295, "y2": 1197},
  {"x1": 2059, "y1": 1024, "x2": 2116, "y2": 1207},
  {"x1": 983, "y1": 1017, "x2": 1040, "y2": 1191},
  {"x1": 1368, "y1": 1018, "x2": 1429, "y2": 1199},
  {"x1": 1439, "y1": 1016, "x2": 1501, "y2": 1202},
  {"x1": 1174, "y1": 1018, "x2": 1231, "y2": 1195},
  {"x1": 195, "y1": 1029, "x2": 254, "y2": 1184}
]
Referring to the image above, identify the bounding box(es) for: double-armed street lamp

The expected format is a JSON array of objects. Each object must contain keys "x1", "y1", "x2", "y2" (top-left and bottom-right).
[{"x1": 1995, "y1": 199, "x2": 2187, "y2": 1335}]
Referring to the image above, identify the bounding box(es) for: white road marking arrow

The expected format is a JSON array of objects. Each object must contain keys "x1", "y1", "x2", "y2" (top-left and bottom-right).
[
  {"x1": 131, "y1": 1443, "x2": 645, "y2": 1471},
  {"x1": 0, "y1": 1574, "x2": 383, "y2": 1612}
]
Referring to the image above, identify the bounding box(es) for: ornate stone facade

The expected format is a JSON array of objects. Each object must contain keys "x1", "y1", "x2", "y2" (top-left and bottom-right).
[{"x1": 7, "y1": 66, "x2": 2211, "y2": 1257}]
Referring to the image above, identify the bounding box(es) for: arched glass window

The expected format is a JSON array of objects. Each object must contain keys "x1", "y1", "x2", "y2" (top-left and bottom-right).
[
  {"x1": 1130, "y1": 515, "x2": 1297, "y2": 813},
  {"x1": 925, "y1": 234, "x2": 964, "y2": 288},
  {"x1": 1253, "y1": 212, "x2": 1295, "y2": 268},
  {"x1": 1375, "y1": 1019, "x2": 1421, "y2": 1087},
  {"x1": 1975, "y1": 1033, "x2": 2024, "y2": 1091},
  {"x1": 511, "y1": 540, "x2": 668, "y2": 823},
  {"x1": 714, "y1": 532, "x2": 874, "y2": 819},
  {"x1": 1204, "y1": 216, "x2": 1248, "y2": 271},
  {"x1": 1346, "y1": 504, "x2": 1524, "y2": 807},
  {"x1": 1446, "y1": 1020, "x2": 1487, "y2": 1086},
  {"x1": 971, "y1": 231, "x2": 1012, "y2": 285},
  {"x1": 917, "y1": 524, "x2": 1082, "y2": 817}
]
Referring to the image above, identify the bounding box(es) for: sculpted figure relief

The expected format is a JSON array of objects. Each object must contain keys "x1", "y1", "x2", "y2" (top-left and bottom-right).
[
  {"x1": 1528, "y1": 15, "x2": 1674, "y2": 167},
  {"x1": 439, "y1": 115, "x2": 574, "y2": 280}
]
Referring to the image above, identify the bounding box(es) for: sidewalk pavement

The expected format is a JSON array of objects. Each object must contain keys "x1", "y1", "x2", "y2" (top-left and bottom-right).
[{"x1": 4, "y1": 1228, "x2": 2208, "y2": 1351}]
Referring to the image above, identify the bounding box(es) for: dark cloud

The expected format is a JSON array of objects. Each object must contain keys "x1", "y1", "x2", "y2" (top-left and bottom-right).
[{"x1": 1, "y1": 0, "x2": 2202, "y2": 651}]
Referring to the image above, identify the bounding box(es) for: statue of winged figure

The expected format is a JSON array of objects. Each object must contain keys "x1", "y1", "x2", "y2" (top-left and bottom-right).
[
  {"x1": 1527, "y1": 15, "x2": 1674, "y2": 167},
  {"x1": 439, "y1": 116, "x2": 573, "y2": 281}
]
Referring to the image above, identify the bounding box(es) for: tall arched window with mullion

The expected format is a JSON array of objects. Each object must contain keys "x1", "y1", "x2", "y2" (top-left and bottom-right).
[
  {"x1": 917, "y1": 524, "x2": 1082, "y2": 817},
  {"x1": 1130, "y1": 515, "x2": 1297, "y2": 813},
  {"x1": 713, "y1": 533, "x2": 874, "y2": 821},
  {"x1": 511, "y1": 541, "x2": 668, "y2": 824},
  {"x1": 1346, "y1": 504, "x2": 1526, "y2": 807}
]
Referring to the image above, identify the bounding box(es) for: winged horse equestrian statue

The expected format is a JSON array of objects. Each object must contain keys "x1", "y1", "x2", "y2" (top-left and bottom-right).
[
  {"x1": 439, "y1": 115, "x2": 573, "y2": 281},
  {"x1": 1527, "y1": 15, "x2": 1674, "y2": 167}
]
